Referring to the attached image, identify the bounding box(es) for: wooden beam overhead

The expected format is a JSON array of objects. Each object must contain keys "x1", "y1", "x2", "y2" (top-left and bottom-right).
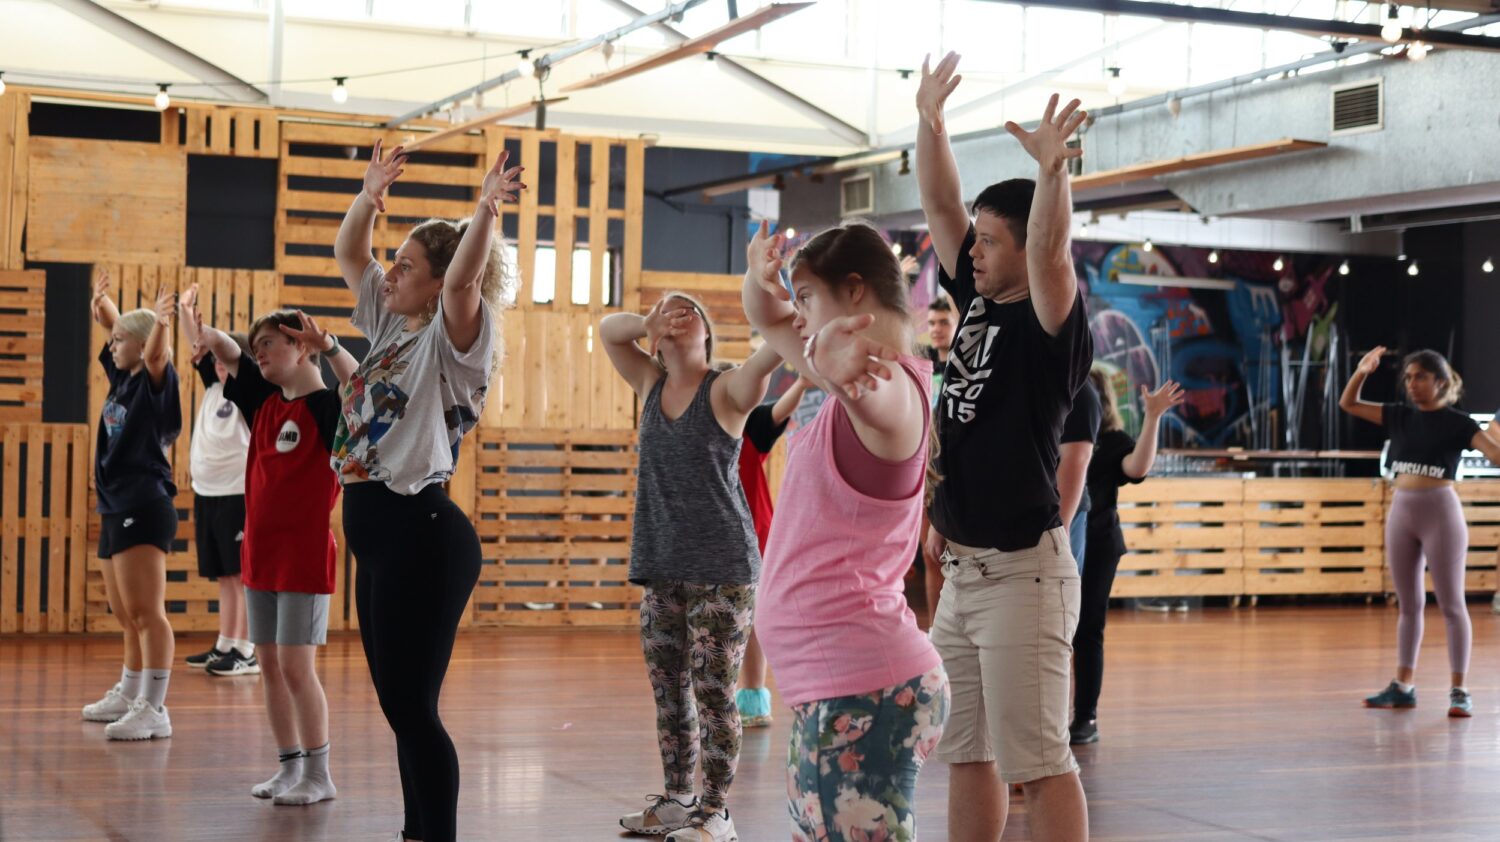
[
  {"x1": 1073, "y1": 138, "x2": 1328, "y2": 191},
  {"x1": 561, "y1": 3, "x2": 814, "y2": 94},
  {"x1": 401, "y1": 99, "x2": 568, "y2": 152}
]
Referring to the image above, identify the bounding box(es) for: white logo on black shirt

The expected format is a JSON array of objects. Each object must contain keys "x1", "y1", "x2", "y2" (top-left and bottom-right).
[
  {"x1": 1390, "y1": 460, "x2": 1447, "y2": 479},
  {"x1": 942, "y1": 297, "x2": 1001, "y2": 424},
  {"x1": 122, "y1": 518, "x2": 135, "y2": 528},
  {"x1": 275, "y1": 420, "x2": 302, "y2": 454}
]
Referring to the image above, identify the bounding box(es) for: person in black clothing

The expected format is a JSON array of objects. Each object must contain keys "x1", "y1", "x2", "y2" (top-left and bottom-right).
[
  {"x1": 81, "y1": 271, "x2": 183, "y2": 742},
  {"x1": 1060, "y1": 380, "x2": 1100, "y2": 572},
  {"x1": 1069, "y1": 370, "x2": 1183, "y2": 746}
]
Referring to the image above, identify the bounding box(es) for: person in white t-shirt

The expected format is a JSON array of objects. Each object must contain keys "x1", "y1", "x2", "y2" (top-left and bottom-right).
[{"x1": 178, "y1": 285, "x2": 257, "y2": 677}]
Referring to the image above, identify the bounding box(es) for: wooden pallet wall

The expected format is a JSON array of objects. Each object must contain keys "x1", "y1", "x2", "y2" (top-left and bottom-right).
[
  {"x1": 0, "y1": 423, "x2": 90, "y2": 633},
  {"x1": 0, "y1": 269, "x2": 44, "y2": 421}
]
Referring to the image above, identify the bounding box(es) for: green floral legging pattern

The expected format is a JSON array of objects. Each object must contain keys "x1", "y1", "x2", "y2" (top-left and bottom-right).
[
  {"x1": 639, "y1": 581, "x2": 755, "y2": 811},
  {"x1": 787, "y1": 666, "x2": 950, "y2": 842}
]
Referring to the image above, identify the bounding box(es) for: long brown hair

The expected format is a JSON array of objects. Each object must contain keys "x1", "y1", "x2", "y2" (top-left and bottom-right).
[{"x1": 1090, "y1": 367, "x2": 1124, "y2": 433}]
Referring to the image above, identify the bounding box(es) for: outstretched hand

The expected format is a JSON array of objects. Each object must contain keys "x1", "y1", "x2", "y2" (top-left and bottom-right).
[
  {"x1": 917, "y1": 52, "x2": 963, "y2": 136},
  {"x1": 152, "y1": 285, "x2": 176, "y2": 325},
  {"x1": 479, "y1": 149, "x2": 526, "y2": 216},
  {"x1": 93, "y1": 270, "x2": 111, "y2": 306},
  {"x1": 363, "y1": 138, "x2": 409, "y2": 213},
  {"x1": 747, "y1": 220, "x2": 790, "y2": 302},
  {"x1": 178, "y1": 283, "x2": 203, "y2": 343},
  {"x1": 1004, "y1": 93, "x2": 1087, "y2": 174},
  {"x1": 278, "y1": 310, "x2": 334, "y2": 357},
  {"x1": 1141, "y1": 379, "x2": 1185, "y2": 418},
  {"x1": 1355, "y1": 345, "x2": 1387, "y2": 376},
  {"x1": 810, "y1": 314, "x2": 900, "y2": 400}
]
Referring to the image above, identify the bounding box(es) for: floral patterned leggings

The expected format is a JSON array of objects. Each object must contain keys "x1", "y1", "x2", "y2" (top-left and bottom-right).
[
  {"x1": 639, "y1": 581, "x2": 755, "y2": 812},
  {"x1": 787, "y1": 666, "x2": 950, "y2": 842}
]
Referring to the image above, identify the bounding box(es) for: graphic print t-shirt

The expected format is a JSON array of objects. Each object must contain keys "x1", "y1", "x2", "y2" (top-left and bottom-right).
[
  {"x1": 1382, "y1": 403, "x2": 1480, "y2": 481},
  {"x1": 331, "y1": 261, "x2": 496, "y2": 495},
  {"x1": 94, "y1": 344, "x2": 182, "y2": 514},
  {"x1": 928, "y1": 225, "x2": 1094, "y2": 551},
  {"x1": 225, "y1": 360, "x2": 341, "y2": 594}
]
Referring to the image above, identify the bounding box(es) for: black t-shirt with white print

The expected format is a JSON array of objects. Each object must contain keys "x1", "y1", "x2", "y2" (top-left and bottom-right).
[
  {"x1": 94, "y1": 344, "x2": 182, "y2": 514},
  {"x1": 929, "y1": 225, "x2": 1094, "y2": 551},
  {"x1": 1382, "y1": 403, "x2": 1480, "y2": 481}
]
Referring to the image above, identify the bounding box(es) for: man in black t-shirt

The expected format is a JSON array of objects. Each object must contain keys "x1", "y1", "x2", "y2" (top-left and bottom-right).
[{"x1": 916, "y1": 52, "x2": 1093, "y2": 841}]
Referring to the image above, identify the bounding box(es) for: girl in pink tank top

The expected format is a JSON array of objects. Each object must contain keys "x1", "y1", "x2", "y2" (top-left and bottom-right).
[{"x1": 742, "y1": 220, "x2": 949, "y2": 842}]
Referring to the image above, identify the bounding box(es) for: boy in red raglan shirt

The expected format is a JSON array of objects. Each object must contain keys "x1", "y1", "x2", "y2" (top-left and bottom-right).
[{"x1": 189, "y1": 298, "x2": 357, "y2": 807}]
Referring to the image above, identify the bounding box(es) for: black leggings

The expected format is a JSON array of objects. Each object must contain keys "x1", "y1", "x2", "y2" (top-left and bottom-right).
[
  {"x1": 345, "y1": 482, "x2": 481, "y2": 842},
  {"x1": 1071, "y1": 524, "x2": 1124, "y2": 725}
]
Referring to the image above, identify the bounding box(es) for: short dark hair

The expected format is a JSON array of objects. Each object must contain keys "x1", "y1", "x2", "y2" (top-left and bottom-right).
[
  {"x1": 928, "y1": 295, "x2": 955, "y2": 314},
  {"x1": 971, "y1": 178, "x2": 1036, "y2": 247},
  {"x1": 248, "y1": 310, "x2": 318, "y2": 365}
]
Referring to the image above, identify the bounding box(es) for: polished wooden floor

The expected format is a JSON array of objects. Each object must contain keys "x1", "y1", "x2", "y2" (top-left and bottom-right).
[{"x1": 2, "y1": 605, "x2": 1498, "y2": 841}]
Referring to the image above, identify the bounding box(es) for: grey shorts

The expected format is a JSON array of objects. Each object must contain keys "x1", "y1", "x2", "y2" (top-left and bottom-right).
[{"x1": 245, "y1": 588, "x2": 330, "y2": 646}]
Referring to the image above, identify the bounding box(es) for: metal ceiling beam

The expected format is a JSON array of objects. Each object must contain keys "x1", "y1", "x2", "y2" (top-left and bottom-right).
[
  {"x1": 385, "y1": 0, "x2": 709, "y2": 127},
  {"x1": 45, "y1": 0, "x2": 265, "y2": 103},
  {"x1": 597, "y1": 0, "x2": 869, "y2": 147},
  {"x1": 985, "y1": 0, "x2": 1500, "y2": 52}
]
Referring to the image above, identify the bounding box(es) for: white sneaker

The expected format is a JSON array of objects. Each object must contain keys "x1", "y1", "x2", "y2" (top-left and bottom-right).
[
  {"x1": 82, "y1": 683, "x2": 132, "y2": 722},
  {"x1": 620, "y1": 794, "x2": 696, "y2": 835},
  {"x1": 104, "y1": 698, "x2": 172, "y2": 740},
  {"x1": 666, "y1": 809, "x2": 738, "y2": 842}
]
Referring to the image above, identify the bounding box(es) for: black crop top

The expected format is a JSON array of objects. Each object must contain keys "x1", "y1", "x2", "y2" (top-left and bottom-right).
[{"x1": 1382, "y1": 404, "x2": 1480, "y2": 481}]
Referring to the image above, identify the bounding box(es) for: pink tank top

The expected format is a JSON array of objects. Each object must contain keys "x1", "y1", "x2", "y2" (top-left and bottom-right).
[{"x1": 757, "y1": 355, "x2": 942, "y2": 706}]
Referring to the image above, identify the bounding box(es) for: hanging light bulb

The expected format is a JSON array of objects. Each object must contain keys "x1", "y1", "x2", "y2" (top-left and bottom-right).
[
  {"x1": 1484, "y1": 257, "x2": 1495, "y2": 274},
  {"x1": 1273, "y1": 256, "x2": 1285, "y2": 272},
  {"x1": 516, "y1": 50, "x2": 535, "y2": 78},
  {"x1": 1339, "y1": 260, "x2": 1351, "y2": 276},
  {"x1": 1106, "y1": 66, "x2": 1126, "y2": 98},
  {"x1": 153, "y1": 83, "x2": 171, "y2": 111},
  {"x1": 1142, "y1": 238, "x2": 1154, "y2": 253},
  {"x1": 783, "y1": 226, "x2": 796, "y2": 239},
  {"x1": 0, "y1": 72, "x2": 7, "y2": 97},
  {"x1": 891, "y1": 242, "x2": 903, "y2": 256},
  {"x1": 1079, "y1": 220, "x2": 1091, "y2": 238},
  {"x1": 1381, "y1": 4, "x2": 1403, "y2": 43},
  {"x1": 1407, "y1": 41, "x2": 1429, "y2": 61},
  {"x1": 1407, "y1": 261, "x2": 1420, "y2": 276},
  {"x1": 703, "y1": 51, "x2": 719, "y2": 74},
  {"x1": 1208, "y1": 250, "x2": 1220, "y2": 264},
  {"x1": 331, "y1": 77, "x2": 349, "y2": 104}
]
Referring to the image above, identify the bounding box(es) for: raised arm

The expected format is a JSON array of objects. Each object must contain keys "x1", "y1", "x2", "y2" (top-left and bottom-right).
[
  {"x1": 1004, "y1": 94, "x2": 1087, "y2": 336},
  {"x1": 717, "y1": 341, "x2": 781, "y2": 416},
  {"x1": 280, "y1": 311, "x2": 357, "y2": 385},
  {"x1": 1122, "y1": 380, "x2": 1185, "y2": 479},
  {"x1": 915, "y1": 52, "x2": 971, "y2": 279},
  {"x1": 186, "y1": 289, "x2": 244, "y2": 380},
  {"x1": 91, "y1": 270, "x2": 120, "y2": 330},
  {"x1": 443, "y1": 149, "x2": 525, "y2": 354},
  {"x1": 771, "y1": 376, "x2": 812, "y2": 425},
  {"x1": 1338, "y1": 346, "x2": 1386, "y2": 426},
  {"x1": 336, "y1": 138, "x2": 408, "y2": 293},
  {"x1": 143, "y1": 285, "x2": 175, "y2": 388},
  {"x1": 600, "y1": 302, "x2": 681, "y2": 398}
]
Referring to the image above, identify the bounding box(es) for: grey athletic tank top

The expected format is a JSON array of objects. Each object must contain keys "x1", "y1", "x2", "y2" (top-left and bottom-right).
[{"x1": 628, "y1": 369, "x2": 761, "y2": 585}]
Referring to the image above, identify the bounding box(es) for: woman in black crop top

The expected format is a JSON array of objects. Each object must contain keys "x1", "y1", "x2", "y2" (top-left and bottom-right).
[
  {"x1": 1068, "y1": 369, "x2": 1183, "y2": 746},
  {"x1": 1340, "y1": 347, "x2": 1500, "y2": 717}
]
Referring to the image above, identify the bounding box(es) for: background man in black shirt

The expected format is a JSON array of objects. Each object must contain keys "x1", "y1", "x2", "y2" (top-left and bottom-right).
[{"x1": 916, "y1": 51, "x2": 1093, "y2": 842}]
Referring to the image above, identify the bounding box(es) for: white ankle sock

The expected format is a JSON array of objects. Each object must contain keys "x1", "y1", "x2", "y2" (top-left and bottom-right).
[
  {"x1": 215, "y1": 635, "x2": 233, "y2": 653},
  {"x1": 121, "y1": 667, "x2": 143, "y2": 699},
  {"x1": 1395, "y1": 680, "x2": 1414, "y2": 693},
  {"x1": 232, "y1": 639, "x2": 255, "y2": 657},
  {"x1": 274, "y1": 743, "x2": 337, "y2": 805},
  {"x1": 143, "y1": 669, "x2": 171, "y2": 708},
  {"x1": 252, "y1": 746, "x2": 303, "y2": 799},
  {"x1": 1453, "y1": 685, "x2": 1468, "y2": 694}
]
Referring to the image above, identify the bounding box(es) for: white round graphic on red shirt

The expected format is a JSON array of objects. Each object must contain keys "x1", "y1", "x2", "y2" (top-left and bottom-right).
[{"x1": 275, "y1": 419, "x2": 302, "y2": 453}]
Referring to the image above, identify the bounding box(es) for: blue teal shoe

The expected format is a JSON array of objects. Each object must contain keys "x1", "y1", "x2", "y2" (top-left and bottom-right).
[
  {"x1": 1448, "y1": 688, "x2": 1473, "y2": 718},
  {"x1": 1364, "y1": 681, "x2": 1417, "y2": 709},
  {"x1": 735, "y1": 688, "x2": 773, "y2": 728}
]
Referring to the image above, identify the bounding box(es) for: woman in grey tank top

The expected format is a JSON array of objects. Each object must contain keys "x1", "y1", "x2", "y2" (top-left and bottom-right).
[{"x1": 601, "y1": 292, "x2": 781, "y2": 842}]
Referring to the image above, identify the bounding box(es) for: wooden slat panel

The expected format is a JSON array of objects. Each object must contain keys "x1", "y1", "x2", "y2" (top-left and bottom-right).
[
  {"x1": 27, "y1": 138, "x2": 186, "y2": 265},
  {"x1": 0, "y1": 92, "x2": 31, "y2": 269},
  {"x1": 0, "y1": 424, "x2": 90, "y2": 633}
]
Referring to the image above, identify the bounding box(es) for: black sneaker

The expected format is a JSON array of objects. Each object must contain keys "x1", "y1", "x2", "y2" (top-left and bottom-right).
[
  {"x1": 1069, "y1": 720, "x2": 1100, "y2": 745},
  {"x1": 206, "y1": 650, "x2": 261, "y2": 676},
  {"x1": 185, "y1": 646, "x2": 229, "y2": 669}
]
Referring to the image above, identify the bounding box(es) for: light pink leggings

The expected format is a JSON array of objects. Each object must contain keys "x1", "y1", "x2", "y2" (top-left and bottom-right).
[{"x1": 1386, "y1": 486, "x2": 1470, "y2": 675}]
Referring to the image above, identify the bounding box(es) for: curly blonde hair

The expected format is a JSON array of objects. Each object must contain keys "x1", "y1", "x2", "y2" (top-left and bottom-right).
[{"x1": 408, "y1": 217, "x2": 521, "y2": 371}]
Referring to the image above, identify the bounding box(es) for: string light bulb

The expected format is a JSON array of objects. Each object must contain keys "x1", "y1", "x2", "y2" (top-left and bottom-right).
[
  {"x1": 783, "y1": 226, "x2": 796, "y2": 239},
  {"x1": 1484, "y1": 257, "x2": 1495, "y2": 274},
  {"x1": 1381, "y1": 4, "x2": 1403, "y2": 43},
  {"x1": 1407, "y1": 41, "x2": 1429, "y2": 60},
  {"x1": 331, "y1": 77, "x2": 349, "y2": 104},
  {"x1": 1079, "y1": 220, "x2": 1091, "y2": 238},
  {"x1": 891, "y1": 242, "x2": 902, "y2": 256},
  {"x1": 517, "y1": 50, "x2": 535, "y2": 78},
  {"x1": 1407, "y1": 261, "x2": 1420, "y2": 277},
  {"x1": 1339, "y1": 260, "x2": 1350, "y2": 276},
  {"x1": 1273, "y1": 256, "x2": 1285, "y2": 272},
  {"x1": 1208, "y1": 250, "x2": 1220, "y2": 264},
  {"x1": 153, "y1": 84, "x2": 171, "y2": 111},
  {"x1": 1106, "y1": 66, "x2": 1126, "y2": 98},
  {"x1": 1142, "y1": 238, "x2": 1154, "y2": 253}
]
